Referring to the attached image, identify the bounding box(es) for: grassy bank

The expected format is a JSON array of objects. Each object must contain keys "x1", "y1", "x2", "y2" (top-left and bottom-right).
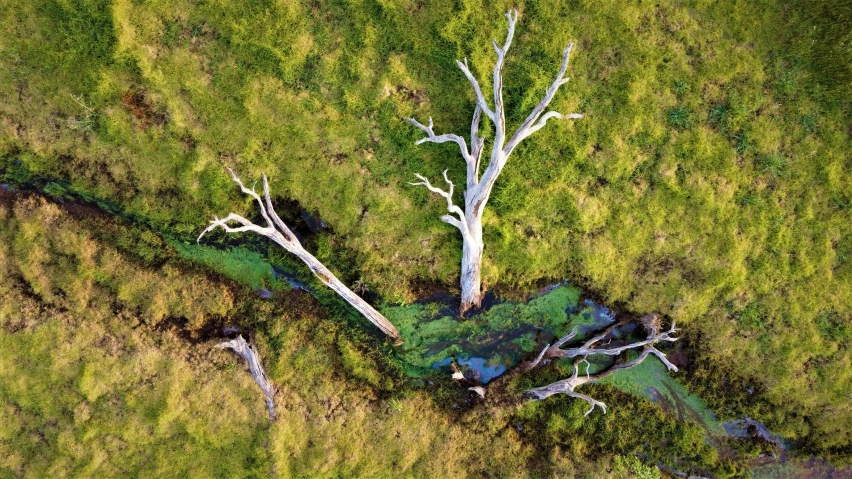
[{"x1": 1, "y1": 192, "x2": 750, "y2": 477}]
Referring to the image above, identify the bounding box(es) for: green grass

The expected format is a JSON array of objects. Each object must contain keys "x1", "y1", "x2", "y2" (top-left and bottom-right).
[
  {"x1": 755, "y1": 152, "x2": 788, "y2": 177},
  {"x1": 667, "y1": 107, "x2": 693, "y2": 130},
  {"x1": 0, "y1": 0, "x2": 850, "y2": 469}
]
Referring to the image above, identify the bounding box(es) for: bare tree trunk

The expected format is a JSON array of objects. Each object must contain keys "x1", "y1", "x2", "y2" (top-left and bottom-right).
[
  {"x1": 460, "y1": 215, "x2": 483, "y2": 312},
  {"x1": 285, "y1": 245, "x2": 400, "y2": 339},
  {"x1": 407, "y1": 10, "x2": 583, "y2": 314},
  {"x1": 198, "y1": 169, "x2": 400, "y2": 340}
]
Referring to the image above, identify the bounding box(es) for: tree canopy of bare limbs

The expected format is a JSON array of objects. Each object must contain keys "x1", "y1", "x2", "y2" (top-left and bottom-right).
[
  {"x1": 198, "y1": 168, "x2": 400, "y2": 339},
  {"x1": 407, "y1": 9, "x2": 583, "y2": 314},
  {"x1": 522, "y1": 315, "x2": 679, "y2": 415}
]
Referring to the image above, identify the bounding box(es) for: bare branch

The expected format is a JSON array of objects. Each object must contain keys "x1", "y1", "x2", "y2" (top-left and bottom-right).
[
  {"x1": 216, "y1": 335, "x2": 276, "y2": 420},
  {"x1": 525, "y1": 339, "x2": 554, "y2": 371},
  {"x1": 504, "y1": 43, "x2": 582, "y2": 156},
  {"x1": 647, "y1": 346, "x2": 679, "y2": 372},
  {"x1": 197, "y1": 213, "x2": 274, "y2": 244},
  {"x1": 524, "y1": 317, "x2": 680, "y2": 415},
  {"x1": 440, "y1": 214, "x2": 462, "y2": 230},
  {"x1": 571, "y1": 390, "x2": 608, "y2": 416},
  {"x1": 409, "y1": 171, "x2": 469, "y2": 238},
  {"x1": 225, "y1": 167, "x2": 276, "y2": 229},
  {"x1": 262, "y1": 175, "x2": 296, "y2": 242},
  {"x1": 587, "y1": 344, "x2": 680, "y2": 385},
  {"x1": 470, "y1": 103, "x2": 483, "y2": 147},
  {"x1": 471, "y1": 10, "x2": 522, "y2": 205},
  {"x1": 469, "y1": 386, "x2": 486, "y2": 399},
  {"x1": 491, "y1": 9, "x2": 519, "y2": 148},
  {"x1": 524, "y1": 360, "x2": 606, "y2": 415},
  {"x1": 581, "y1": 319, "x2": 629, "y2": 350},
  {"x1": 553, "y1": 327, "x2": 580, "y2": 349},
  {"x1": 525, "y1": 347, "x2": 659, "y2": 413},
  {"x1": 456, "y1": 58, "x2": 496, "y2": 121},
  {"x1": 406, "y1": 117, "x2": 473, "y2": 162},
  {"x1": 524, "y1": 327, "x2": 580, "y2": 371},
  {"x1": 407, "y1": 115, "x2": 483, "y2": 190},
  {"x1": 555, "y1": 321, "x2": 678, "y2": 359},
  {"x1": 469, "y1": 104, "x2": 484, "y2": 186},
  {"x1": 523, "y1": 111, "x2": 584, "y2": 139}
]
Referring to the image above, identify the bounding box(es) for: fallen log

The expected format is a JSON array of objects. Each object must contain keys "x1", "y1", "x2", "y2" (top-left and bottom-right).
[
  {"x1": 198, "y1": 168, "x2": 400, "y2": 339},
  {"x1": 216, "y1": 335, "x2": 276, "y2": 420},
  {"x1": 523, "y1": 315, "x2": 680, "y2": 416}
]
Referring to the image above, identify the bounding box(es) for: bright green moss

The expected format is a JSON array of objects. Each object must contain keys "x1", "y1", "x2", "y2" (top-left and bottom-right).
[
  {"x1": 601, "y1": 356, "x2": 726, "y2": 436},
  {"x1": 170, "y1": 240, "x2": 289, "y2": 292},
  {"x1": 384, "y1": 285, "x2": 582, "y2": 373}
]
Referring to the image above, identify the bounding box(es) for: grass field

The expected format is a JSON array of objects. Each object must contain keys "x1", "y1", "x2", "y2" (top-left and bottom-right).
[{"x1": 0, "y1": 0, "x2": 850, "y2": 475}]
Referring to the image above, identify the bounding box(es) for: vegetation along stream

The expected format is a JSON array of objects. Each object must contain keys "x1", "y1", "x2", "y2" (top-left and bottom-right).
[{"x1": 5, "y1": 162, "x2": 843, "y2": 479}]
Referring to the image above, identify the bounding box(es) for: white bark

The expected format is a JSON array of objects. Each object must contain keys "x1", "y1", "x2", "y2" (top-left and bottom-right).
[
  {"x1": 198, "y1": 169, "x2": 400, "y2": 340},
  {"x1": 469, "y1": 386, "x2": 486, "y2": 399},
  {"x1": 216, "y1": 335, "x2": 276, "y2": 419},
  {"x1": 407, "y1": 9, "x2": 583, "y2": 313},
  {"x1": 523, "y1": 319, "x2": 680, "y2": 415}
]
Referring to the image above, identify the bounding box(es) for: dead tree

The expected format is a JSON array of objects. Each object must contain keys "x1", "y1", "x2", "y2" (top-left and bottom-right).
[
  {"x1": 523, "y1": 316, "x2": 679, "y2": 416},
  {"x1": 216, "y1": 335, "x2": 277, "y2": 419},
  {"x1": 198, "y1": 169, "x2": 400, "y2": 339},
  {"x1": 407, "y1": 9, "x2": 583, "y2": 313}
]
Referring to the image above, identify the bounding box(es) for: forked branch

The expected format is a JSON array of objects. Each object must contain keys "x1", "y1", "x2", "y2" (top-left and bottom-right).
[
  {"x1": 407, "y1": 8, "x2": 583, "y2": 215},
  {"x1": 503, "y1": 43, "x2": 584, "y2": 156},
  {"x1": 409, "y1": 170, "x2": 470, "y2": 239},
  {"x1": 524, "y1": 316, "x2": 680, "y2": 415},
  {"x1": 406, "y1": 117, "x2": 472, "y2": 164},
  {"x1": 456, "y1": 57, "x2": 496, "y2": 122},
  {"x1": 199, "y1": 169, "x2": 400, "y2": 339}
]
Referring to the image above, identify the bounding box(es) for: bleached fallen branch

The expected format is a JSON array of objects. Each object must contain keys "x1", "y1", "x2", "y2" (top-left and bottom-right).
[
  {"x1": 407, "y1": 9, "x2": 584, "y2": 313},
  {"x1": 543, "y1": 320, "x2": 679, "y2": 362},
  {"x1": 469, "y1": 386, "x2": 486, "y2": 399},
  {"x1": 523, "y1": 316, "x2": 679, "y2": 415},
  {"x1": 198, "y1": 168, "x2": 400, "y2": 339},
  {"x1": 216, "y1": 335, "x2": 276, "y2": 419}
]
